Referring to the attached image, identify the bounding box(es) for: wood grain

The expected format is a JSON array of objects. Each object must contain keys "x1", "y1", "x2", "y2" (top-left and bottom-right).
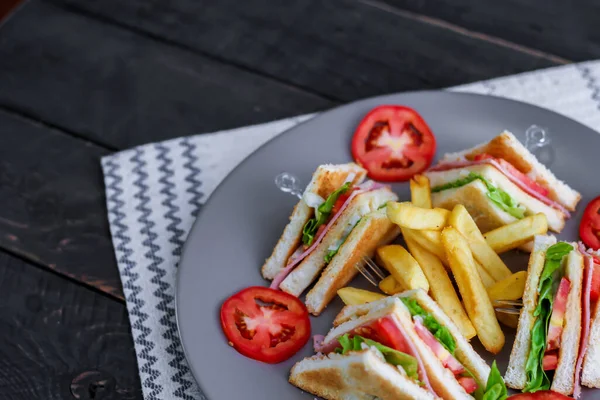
[
  {"x1": 46, "y1": 0, "x2": 559, "y2": 105},
  {"x1": 0, "y1": 250, "x2": 141, "y2": 399},
  {"x1": 0, "y1": 110, "x2": 123, "y2": 298},
  {"x1": 378, "y1": 0, "x2": 599, "y2": 62},
  {"x1": 0, "y1": 0, "x2": 331, "y2": 150}
]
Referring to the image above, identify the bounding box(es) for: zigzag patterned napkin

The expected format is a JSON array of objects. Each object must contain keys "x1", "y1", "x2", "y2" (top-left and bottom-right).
[{"x1": 102, "y1": 60, "x2": 600, "y2": 400}]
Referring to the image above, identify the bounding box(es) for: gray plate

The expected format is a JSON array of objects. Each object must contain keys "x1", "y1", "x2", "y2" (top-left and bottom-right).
[{"x1": 176, "y1": 91, "x2": 600, "y2": 399}]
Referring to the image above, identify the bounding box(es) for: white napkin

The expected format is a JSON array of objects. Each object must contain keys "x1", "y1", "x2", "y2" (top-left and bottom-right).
[{"x1": 101, "y1": 60, "x2": 600, "y2": 400}]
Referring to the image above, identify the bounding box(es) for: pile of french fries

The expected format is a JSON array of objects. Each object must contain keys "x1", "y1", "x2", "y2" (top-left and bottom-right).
[{"x1": 337, "y1": 174, "x2": 548, "y2": 354}]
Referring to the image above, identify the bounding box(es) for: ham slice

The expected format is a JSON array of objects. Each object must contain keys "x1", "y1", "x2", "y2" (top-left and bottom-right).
[
  {"x1": 388, "y1": 315, "x2": 437, "y2": 396},
  {"x1": 270, "y1": 181, "x2": 385, "y2": 290},
  {"x1": 428, "y1": 159, "x2": 570, "y2": 217},
  {"x1": 574, "y1": 243, "x2": 593, "y2": 398}
]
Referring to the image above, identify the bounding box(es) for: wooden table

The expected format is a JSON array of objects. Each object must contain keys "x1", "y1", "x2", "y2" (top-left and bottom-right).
[{"x1": 0, "y1": 0, "x2": 596, "y2": 398}]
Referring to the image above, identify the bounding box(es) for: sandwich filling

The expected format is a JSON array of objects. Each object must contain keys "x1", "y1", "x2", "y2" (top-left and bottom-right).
[
  {"x1": 315, "y1": 300, "x2": 506, "y2": 399},
  {"x1": 428, "y1": 154, "x2": 570, "y2": 217},
  {"x1": 401, "y1": 298, "x2": 481, "y2": 396},
  {"x1": 431, "y1": 171, "x2": 525, "y2": 219},
  {"x1": 270, "y1": 180, "x2": 384, "y2": 290},
  {"x1": 524, "y1": 242, "x2": 574, "y2": 392}
]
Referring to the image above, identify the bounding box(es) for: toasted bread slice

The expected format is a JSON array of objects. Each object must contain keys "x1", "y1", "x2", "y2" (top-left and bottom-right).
[
  {"x1": 426, "y1": 163, "x2": 566, "y2": 232},
  {"x1": 440, "y1": 131, "x2": 580, "y2": 211},
  {"x1": 261, "y1": 163, "x2": 366, "y2": 280},
  {"x1": 280, "y1": 187, "x2": 397, "y2": 297},
  {"x1": 582, "y1": 298, "x2": 600, "y2": 388},
  {"x1": 505, "y1": 235, "x2": 557, "y2": 390},
  {"x1": 305, "y1": 209, "x2": 400, "y2": 316},
  {"x1": 289, "y1": 348, "x2": 437, "y2": 400}
]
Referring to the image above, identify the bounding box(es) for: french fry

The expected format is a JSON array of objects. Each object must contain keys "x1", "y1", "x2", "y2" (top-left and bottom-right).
[
  {"x1": 403, "y1": 228, "x2": 447, "y2": 264},
  {"x1": 487, "y1": 271, "x2": 527, "y2": 302},
  {"x1": 449, "y1": 204, "x2": 511, "y2": 281},
  {"x1": 387, "y1": 202, "x2": 449, "y2": 230},
  {"x1": 379, "y1": 275, "x2": 404, "y2": 295},
  {"x1": 474, "y1": 260, "x2": 496, "y2": 288},
  {"x1": 410, "y1": 175, "x2": 432, "y2": 209},
  {"x1": 441, "y1": 227, "x2": 505, "y2": 354},
  {"x1": 377, "y1": 245, "x2": 429, "y2": 292},
  {"x1": 337, "y1": 287, "x2": 386, "y2": 306},
  {"x1": 496, "y1": 313, "x2": 520, "y2": 329},
  {"x1": 405, "y1": 236, "x2": 476, "y2": 339},
  {"x1": 484, "y1": 214, "x2": 548, "y2": 254},
  {"x1": 487, "y1": 271, "x2": 527, "y2": 330}
]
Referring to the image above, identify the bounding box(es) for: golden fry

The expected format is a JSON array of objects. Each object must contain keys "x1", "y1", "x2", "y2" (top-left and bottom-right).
[
  {"x1": 377, "y1": 245, "x2": 429, "y2": 292},
  {"x1": 496, "y1": 313, "x2": 520, "y2": 329},
  {"x1": 403, "y1": 228, "x2": 448, "y2": 264},
  {"x1": 337, "y1": 287, "x2": 386, "y2": 306},
  {"x1": 410, "y1": 175, "x2": 432, "y2": 209},
  {"x1": 387, "y1": 202, "x2": 449, "y2": 230},
  {"x1": 474, "y1": 260, "x2": 496, "y2": 288},
  {"x1": 487, "y1": 271, "x2": 527, "y2": 302},
  {"x1": 484, "y1": 214, "x2": 548, "y2": 254},
  {"x1": 449, "y1": 204, "x2": 511, "y2": 281},
  {"x1": 379, "y1": 275, "x2": 404, "y2": 295},
  {"x1": 405, "y1": 235, "x2": 476, "y2": 339},
  {"x1": 441, "y1": 227, "x2": 505, "y2": 354}
]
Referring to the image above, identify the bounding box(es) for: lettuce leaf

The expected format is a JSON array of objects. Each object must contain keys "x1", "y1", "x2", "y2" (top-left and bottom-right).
[
  {"x1": 431, "y1": 173, "x2": 525, "y2": 219},
  {"x1": 523, "y1": 242, "x2": 573, "y2": 392},
  {"x1": 324, "y1": 217, "x2": 362, "y2": 263},
  {"x1": 302, "y1": 182, "x2": 351, "y2": 246},
  {"x1": 335, "y1": 334, "x2": 419, "y2": 380},
  {"x1": 482, "y1": 361, "x2": 508, "y2": 400},
  {"x1": 400, "y1": 298, "x2": 456, "y2": 354}
]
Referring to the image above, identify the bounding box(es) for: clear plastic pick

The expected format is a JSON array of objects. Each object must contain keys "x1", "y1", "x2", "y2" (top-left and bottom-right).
[
  {"x1": 525, "y1": 124, "x2": 551, "y2": 152},
  {"x1": 274, "y1": 172, "x2": 303, "y2": 199}
]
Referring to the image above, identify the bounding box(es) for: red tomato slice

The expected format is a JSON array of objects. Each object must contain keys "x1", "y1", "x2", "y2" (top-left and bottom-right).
[
  {"x1": 331, "y1": 186, "x2": 359, "y2": 215},
  {"x1": 546, "y1": 278, "x2": 570, "y2": 351},
  {"x1": 351, "y1": 317, "x2": 412, "y2": 355},
  {"x1": 543, "y1": 351, "x2": 558, "y2": 371},
  {"x1": 351, "y1": 105, "x2": 436, "y2": 182},
  {"x1": 580, "y1": 196, "x2": 600, "y2": 250},
  {"x1": 457, "y1": 376, "x2": 478, "y2": 394},
  {"x1": 473, "y1": 154, "x2": 549, "y2": 197},
  {"x1": 507, "y1": 390, "x2": 572, "y2": 400},
  {"x1": 220, "y1": 286, "x2": 311, "y2": 364}
]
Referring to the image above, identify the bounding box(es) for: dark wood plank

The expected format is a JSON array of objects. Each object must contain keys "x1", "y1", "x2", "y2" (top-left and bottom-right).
[
  {"x1": 46, "y1": 0, "x2": 559, "y2": 106},
  {"x1": 0, "y1": 0, "x2": 331, "y2": 149},
  {"x1": 0, "y1": 110, "x2": 122, "y2": 298},
  {"x1": 374, "y1": 0, "x2": 599, "y2": 62},
  {"x1": 0, "y1": 251, "x2": 141, "y2": 399}
]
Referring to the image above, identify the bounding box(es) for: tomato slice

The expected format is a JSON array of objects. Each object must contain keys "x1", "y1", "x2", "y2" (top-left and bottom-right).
[
  {"x1": 580, "y1": 196, "x2": 600, "y2": 250},
  {"x1": 220, "y1": 286, "x2": 311, "y2": 364},
  {"x1": 331, "y1": 186, "x2": 359, "y2": 215},
  {"x1": 473, "y1": 154, "x2": 549, "y2": 197},
  {"x1": 351, "y1": 317, "x2": 412, "y2": 355},
  {"x1": 542, "y1": 351, "x2": 558, "y2": 371},
  {"x1": 457, "y1": 376, "x2": 478, "y2": 394},
  {"x1": 507, "y1": 390, "x2": 572, "y2": 400},
  {"x1": 351, "y1": 105, "x2": 436, "y2": 182}
]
